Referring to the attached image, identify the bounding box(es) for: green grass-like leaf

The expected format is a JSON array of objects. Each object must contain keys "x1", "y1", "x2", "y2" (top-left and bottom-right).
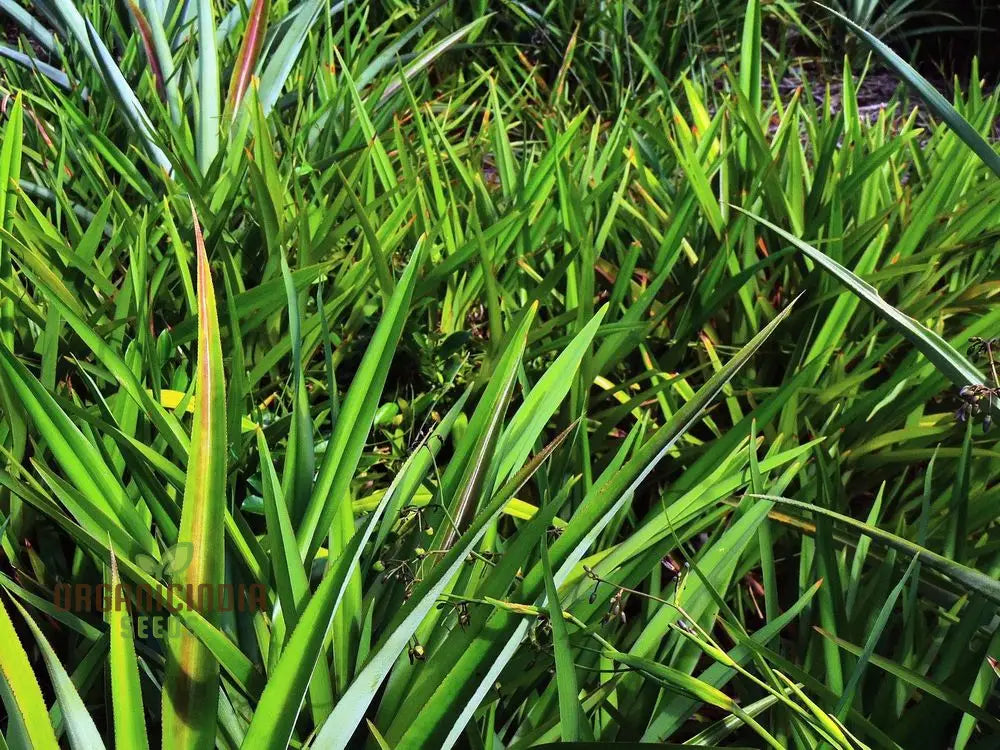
[{"x1": 161, "y1": 207, "x2": 227, "y2": 749}]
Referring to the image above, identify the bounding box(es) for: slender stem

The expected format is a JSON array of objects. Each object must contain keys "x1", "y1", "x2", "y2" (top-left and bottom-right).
[
  {"x1": 987, "y1": 342, "x2": 999, "y2": 388},
  {"x1": 583, "y1": 568, "x2": 710, "y2": 639}
]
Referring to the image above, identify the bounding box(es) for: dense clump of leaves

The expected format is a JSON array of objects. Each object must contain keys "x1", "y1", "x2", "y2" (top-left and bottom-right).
[{"x1": 0, "y1": 1, "x2": 998, "y2": 749}]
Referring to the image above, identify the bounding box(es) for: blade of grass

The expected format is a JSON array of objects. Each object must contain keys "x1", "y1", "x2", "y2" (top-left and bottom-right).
[
  {"x1": 817, "y1": 627, "x2": 1000, "y2": 734},
  {"x1": 821, "y1": 3, "x2": 1000, "y2": 178},
  {"x1": 750, "y1": 493, "x2": 1000, "y2": 603},
  {"x1": 227, "y1": 0, "x2": 269, "y2": 115},
  {"x1": 279, "y1": 250, "x2": 313, "y2": 524},
  {"x1": 196, "y1": 0, "x2": 220, "y2": 171},
  {"x1": 297, "y1": 241, "x2": 424, "y2": 563},
  {"x1": 392, "y1": 302, "x2": 796, "y2": 748},
  {"x1": 734, "y1": 208, "x2": 991, "y2": 396},
  {"x1": 256, "y1": 429, "x2": 335, "y2": 722},
  {"x1": 0, "y1": 594, "x2": 58, "y2": 749},
  {"x1": 540, "y1": 541, "x2": 583, "y2": 742},
  {"x1": 107, "y1": 552, "x2": 150, "y2": 750},
  {"x1": 835, "y1": 555, "x2": 919, "y2": 718},
  {"x1": 161, "y1": 206, "x2": 227, "y2": 749},
  {"x1": 11, "y1": 598, "x2": 104, "y2": 750},
  {"x1": 313, "y1": 425, "x2": 577, "y2": 750},
  {"x1": 0, "y1": 93, "x2": 24, "y2": 558}
]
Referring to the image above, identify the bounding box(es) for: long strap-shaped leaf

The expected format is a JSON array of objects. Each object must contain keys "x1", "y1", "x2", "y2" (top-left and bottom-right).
[
  {"x1": 255, "y1": 0, "x2": 325, "y2": 116},
  {"x1": 387, "y1": 302, "x2": 796, "y2": 748},
  {"x1": 377, "y1": 16, "x2": 492, "y2": 104},
  {"x1": 0, "y1": 468, "x2": 261, "y2": 696},
  {"x1": 642, "y1": 579, "x2": 824, "y2": 742},
  {"x1": 107, "y1": 553, "x2": 150, "y2": 750},
  {"x1": 21, "y1": 268, "x2": 190, "y2": 458},
  {"x1": 441, "y1": 304, "x2": 537, "y2": 550},
  {"x1": 239, "y1": 395, "x2": 516, "y2": 749},
  {"x1": 0, "y1": 594, "x2": 58, "y2": 749},
  {"x1": 44, "y1": 1, "x2": 171, "y2": 172},
  {"x1": 391, "y1": 306, "x2": 537, "y2": 668},
  {"x1": 162, "y1": 206, "x2": 227, "y2": 749},
  {"x1": 835, "y1": 556, "x2": 919, "y2": 718},
  {"x1": 492, "y1": 306, "x2": 607, "y2": 489},
  {"x1": 821, "y1": 3, "x2": 1000, "y2": 179},
  {"x1": 816, "y1": 627, "x2": 1000, "y2": 735},
  {"x1": 11, "y1": 598, "x2": 105, "y2": 750},
  {"x1": 257, "y1": 430, "x2": 335, "y2": 722},
  {"x1": 311, "y1": 424, "x2": 578, "y2": 750},
  {"x1": 0, "y1": 0, "x2": 58, "y2": 54},
  {"x1": 0, "y1": 93, "x2": 21, "y2": 349},
  {"x1": 226, "y1": 0, "x2": 269, "y2": 115},
  {"x1": 196, "y1": 0, "x2": 220, "y2": 171},
  {"x1": 296, "y1": 242, "x2": 424, "y2": 564},
  {"x1": 540, "y1": 542, "x2": 583, "y2": 742},
  {"x1": 750, "y1": 493, "x2": 1000, "y2": 604},
  {"x1": 735, "y1": 208, "x2": 991, "y2": 393},
  {"x1": 128, "y1": 0, "x2": 181, "y2": 124},
  {"x1": 278, "y1": 250, "x2": 313, "y2": 525},
  {"x1": 0, "y1": 344, "x2": 156, "y2": 553},
  {"x1": 0, "y1": 94, "x2": 25, "y2": 546}
]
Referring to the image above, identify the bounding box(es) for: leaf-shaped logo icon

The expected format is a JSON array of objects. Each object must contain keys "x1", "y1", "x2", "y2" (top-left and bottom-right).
[
  {"x1": 133, "y1": 543, "x2": 194, "y2": 580},
  {"x1": 134, "y1": 552, "x2": 162, "y2": 578},
  {"x1": 162, "y1": 542, "x2": 193, "y2": 576}
]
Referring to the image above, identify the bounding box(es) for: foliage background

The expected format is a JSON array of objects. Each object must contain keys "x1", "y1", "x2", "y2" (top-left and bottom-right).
[{"x1": 0, "y1": 1, "x2": 998, "y2": 748}]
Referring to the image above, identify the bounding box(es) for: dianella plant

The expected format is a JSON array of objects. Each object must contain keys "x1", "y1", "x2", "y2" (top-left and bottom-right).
[{"x1": 0, "y1": 0, "x2": 997, "y2": 748}]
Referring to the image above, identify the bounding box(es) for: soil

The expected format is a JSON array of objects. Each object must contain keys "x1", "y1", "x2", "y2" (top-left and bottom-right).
[{"x1": 774, "y1": 61, "x2": 1000, "y2": 140}]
